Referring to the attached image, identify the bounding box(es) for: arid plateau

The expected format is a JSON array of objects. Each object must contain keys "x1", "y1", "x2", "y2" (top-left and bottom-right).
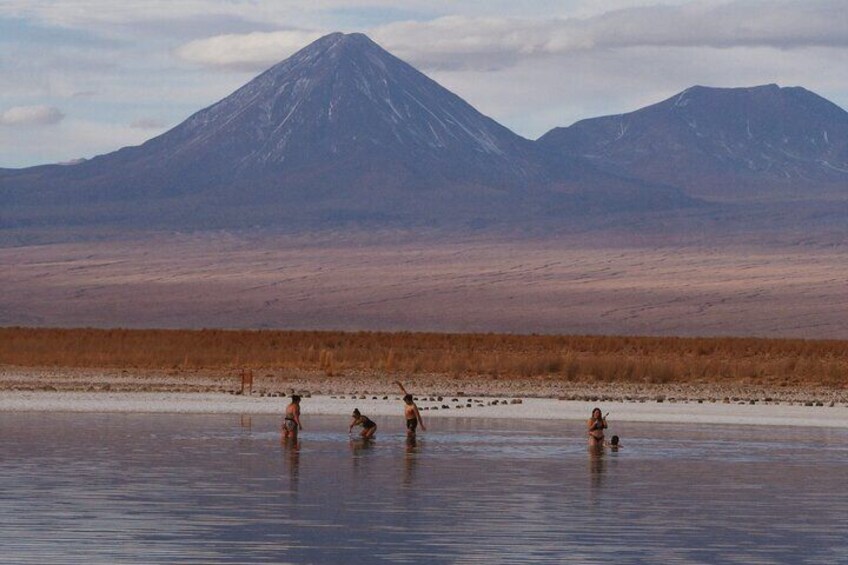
[{"x1": 3, "y1": 232, "x2": 846, "y2": 339}]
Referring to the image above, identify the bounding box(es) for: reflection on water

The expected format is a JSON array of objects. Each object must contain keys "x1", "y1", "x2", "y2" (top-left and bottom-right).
[
  {"x1": 588, "y1": 445, "x2": 606, "y2": 499},
  {"x1": 1, "y1": 413, "x2": 847, "y2": 564}
]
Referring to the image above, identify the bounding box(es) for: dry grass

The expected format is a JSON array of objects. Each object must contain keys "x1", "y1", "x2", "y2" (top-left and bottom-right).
[{"x1": 1, "y1": 327, "x2": 846, "y2": 387}]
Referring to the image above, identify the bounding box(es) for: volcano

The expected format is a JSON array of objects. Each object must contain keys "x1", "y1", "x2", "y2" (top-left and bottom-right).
[{"x1": 0, "y1": 32, "x2": 692, "y2": 235}]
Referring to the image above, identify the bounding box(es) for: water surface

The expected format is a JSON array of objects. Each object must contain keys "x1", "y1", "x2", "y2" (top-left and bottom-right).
[{"x1": 1, "y1": 413, "x2": 846, "y2": 564}]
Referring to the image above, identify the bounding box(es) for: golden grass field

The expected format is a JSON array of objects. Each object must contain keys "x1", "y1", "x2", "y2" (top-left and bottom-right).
[
  {"x1": 1, "y1": 233, "x2": 847, "y2": 340},
  {"x1": 2, "y1": 326, "x2": 846, "y2": 388}
]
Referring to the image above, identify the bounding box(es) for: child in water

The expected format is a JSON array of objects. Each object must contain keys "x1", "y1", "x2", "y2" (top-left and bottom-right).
[
  {"x1": 349, "y1": 408, "x2": 377, "y2": 439},
  {"x1": 605, "y1": 435, "x2": 621, "y2": 450},
  {"x1": 282, "y1": 395, "x2": 302, "y2": 440},
  {"x1": 395, "y1": 381, "x2": 426, "y2": 437}
]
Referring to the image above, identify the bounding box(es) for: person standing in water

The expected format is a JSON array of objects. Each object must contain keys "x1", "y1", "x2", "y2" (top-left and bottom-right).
[
  {"x1": 587, "y1": 407, "x2": 607, "y2": 447},
  {"x1": 395, "y1": 381, "x2": 426, "y2": 437},
  {"x1": 282, "y1": 395, "x2": 303, "y2": 441},
  {"x1": 349, "y1": 408, "x2": 377, "y2": 439}
]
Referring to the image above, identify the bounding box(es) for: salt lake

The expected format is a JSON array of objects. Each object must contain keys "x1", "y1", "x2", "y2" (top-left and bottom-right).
[{"x1": 2, "y1": 412, "x2": 846, "y2": 564}]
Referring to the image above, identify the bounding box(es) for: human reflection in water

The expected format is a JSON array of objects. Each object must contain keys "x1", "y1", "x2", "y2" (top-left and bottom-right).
[
  {"x1": 281, "y1": 437, "x2": 301, "y2": 494},
  {"x1": 403, "y1": 435, "x2": 420, "y2": 488},
  {"x1": 239, "y1": 415, "x2": 252, "y2": 431},
  {"x1": 588, "y1": 444, "x2": 607, "y2": 505},
  {"x1": 349, "y1": 435, "x2": 375, "y2": 473}
]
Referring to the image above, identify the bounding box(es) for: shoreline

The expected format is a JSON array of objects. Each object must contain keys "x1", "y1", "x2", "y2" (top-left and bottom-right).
[
  {"x1": 3, "y1": 366, "x2": 845, "y2": 403},
  {"x1": 2, "y1": 392, "x2": 848, "y2": 428},
  {"x1": 2, "y1": 366, "x2": 847, "y2": 428}
]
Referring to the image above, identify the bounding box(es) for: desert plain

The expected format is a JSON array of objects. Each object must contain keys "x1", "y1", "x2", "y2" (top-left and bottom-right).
[
  {"x1": 2, "y1": 232, "x2": 847, "y2": 337},
  {"x1": 2, "y1": 232, "x2": 846, "y2": 417}
]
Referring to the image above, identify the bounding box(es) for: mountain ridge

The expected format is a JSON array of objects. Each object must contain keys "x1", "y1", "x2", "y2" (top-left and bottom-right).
[
  {"x1": 0, "y1": 32, "x2": 694, "y2": 235},
  {"x1": 537, "y1": 83, "x2": 848, "y2": 202},
  {"x1": 1, "y1": 33, "x2": 845, "y2": 242}
]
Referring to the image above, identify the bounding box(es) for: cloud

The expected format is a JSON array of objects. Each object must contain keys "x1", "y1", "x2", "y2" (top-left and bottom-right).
[
  {"x1": 166, "y1": 1, "x2": 848, "y2": 72},
  {"x1": 175, "y1": 30, "x2": 325, "y2": 71},
  {"x1": 0, "y1": 105, "x2": 65, "y2": 126},
  {"x1": 372, "y1": 1, "x2": 848, "y2": 71}
]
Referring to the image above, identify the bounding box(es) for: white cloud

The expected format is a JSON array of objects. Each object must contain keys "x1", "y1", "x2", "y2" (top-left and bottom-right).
[
  {"x1": 167, "y1": 1, "x2": 848, "y2": 72},
  {"x1": 372, "y1": 1, "x2": 848, "y2": 71},
  {"x1": 0, "y1": 105, "x2": 65, "y2": 126},
  {"x1": 175, "y1": 30, "x2": 325, "y2": 70}
]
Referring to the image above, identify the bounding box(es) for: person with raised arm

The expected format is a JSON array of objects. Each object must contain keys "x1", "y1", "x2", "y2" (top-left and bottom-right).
[{"x1": 395, "y1": 381, "x2": 426, "y2": 437}]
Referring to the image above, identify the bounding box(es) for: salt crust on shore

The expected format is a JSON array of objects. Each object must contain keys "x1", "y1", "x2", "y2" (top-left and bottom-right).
[{"x1": 2, "y1": 391, "x2": 848, "y2": 428}]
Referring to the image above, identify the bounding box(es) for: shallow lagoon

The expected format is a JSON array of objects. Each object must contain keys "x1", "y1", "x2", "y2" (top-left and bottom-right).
[{"x1": 2, "y1": 413, "x2": 846, "y2": 564}]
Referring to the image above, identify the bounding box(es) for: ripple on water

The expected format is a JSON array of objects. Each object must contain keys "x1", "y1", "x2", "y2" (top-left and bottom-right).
[{"x1": 1, "y1": 413, "x2": 846, "y2": 564}]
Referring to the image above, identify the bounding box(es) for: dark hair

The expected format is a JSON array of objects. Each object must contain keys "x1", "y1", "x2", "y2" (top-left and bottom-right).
[
  {"x1": 591, "y1": 407, "x2": 602, "y2": 418},
  {"x1": 352, "y1": 408, "x2": 361, "y2": 416},
  {"x1": 291, "y1": 395, "x2": 301, "y2": 403},
  {"x1": 610, "y1": 435, "x2": 620, "y2": 446},
  {"x1": 403, "y1": 394, "x2": 413, "y2": 404}
]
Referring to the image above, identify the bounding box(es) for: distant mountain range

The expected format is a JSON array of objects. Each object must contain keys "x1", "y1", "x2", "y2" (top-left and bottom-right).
[
  {"x1": 538, "y1": 84, "x2": 848, "y2": 202},
  {"x1": 1, "y1": 32, "x2": 846, "y2": 241}
]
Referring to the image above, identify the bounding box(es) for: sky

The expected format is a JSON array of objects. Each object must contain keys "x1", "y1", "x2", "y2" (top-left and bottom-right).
[{"x1": 1, "y1": 0, "x2": 847, "y2": 168}]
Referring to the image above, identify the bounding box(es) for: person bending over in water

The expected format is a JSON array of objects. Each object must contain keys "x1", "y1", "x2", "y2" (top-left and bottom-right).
[
  {"x1": 282, "y1": 395, "x2": 303, "y2": 441},
  {"x1": 605, "y1": 435, "x2": 621, "y2": 450},
  {"x1": 395, "y1": 381, "x2": 426, "y2": 437},
  {"x1": 587, "y1": 407, "x2": 607, "y2": 447},
  {"x1": 349, "y1": 408, "x2": 377, "y2": 439}
]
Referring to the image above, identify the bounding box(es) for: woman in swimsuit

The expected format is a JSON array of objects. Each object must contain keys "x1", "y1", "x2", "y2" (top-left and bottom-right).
[
  {"x1": 395, "y1": 381, "x2": 426, "y2": 437},
  {"x1": 587, "y1": 407, "x2": 607, "y2": 447},
  {"x1": 349, "y1": 408, "x2": 377, "y2": 439},
  {"x1": 282, "y1": 395, "x2": 302, "y2": 441}
]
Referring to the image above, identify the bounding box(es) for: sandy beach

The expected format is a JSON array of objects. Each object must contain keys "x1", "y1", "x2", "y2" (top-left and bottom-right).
[{"x1": 3, "y1": 366, "x2": 846, "y2": 427}]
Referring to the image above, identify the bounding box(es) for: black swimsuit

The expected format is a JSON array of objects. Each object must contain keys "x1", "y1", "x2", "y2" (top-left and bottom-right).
[{"x1": 406, "y1": 418, "x2": 418, "y2": 431}]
